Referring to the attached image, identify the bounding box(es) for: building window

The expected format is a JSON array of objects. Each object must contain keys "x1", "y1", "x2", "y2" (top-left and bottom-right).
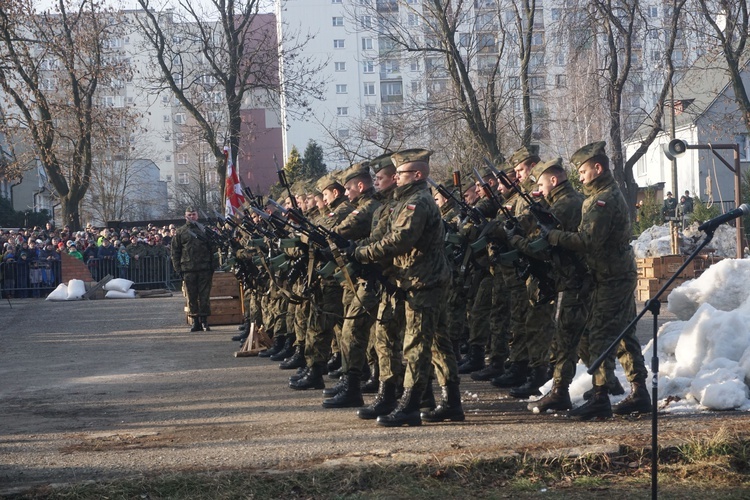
[
  {"x1": 364, "y1": 82, "x2": 376, "y2": 95},
  {"x1": 551, "y1": 8, "x2": 561, "y2": 21},
  {"x1": 555, "y1": 74, "x2": 567, "y2": 88},
  {"x1": 332, "y1": 0, "x2": 342, "y2": 3},
  {"x1": 410, "y1": 60, "x2": 420, "y2": 71},
  {"x1": 337, "y1": 107, "x2": 349, "y2": 116},
  {"x1": 359, "y1": 16, "x2": 372, "y2": 28},
  {"x1": 332, "y1": 17, "x2": 344, "y2": 26},
  {"x1": 363, "y1": 60, "x2": 374, "y2": 73},
  {"x1": 532, "y1": 33, "x2": 544, "y2": 46},
  {"x1": 176, "y1": 133, "x2": 186, "y2": 144},
  {"x1": 362, "y1": 38, "x2": 373, "y2": 50},
  {"x1": 178, "y1": 172, "x2": 189, "y2": 184},
  {"x1": 177, "y1": 153, "x2": 189, "y2": 165},
  {"x1": 384, "y1": 59, "x2": 399, "y2": 74},
  {"x1": 530, "y1": 75, "x2": 545, "y2": 90},
  {"x1": 334, "y1": 39, "x2": 345, "y2": 49},
  {"x1": 383, "y1": 82, "x2": 402, "y2": 96},
  {"x1": 174, "y1": 113, "x2": 186, "y2": 124},
  {"x1": 164, "y1": 134, "x2": 171, "y2": 142},
  {"x1": 407, "y1": 13, "x2": 419, "y2": 26},
  {"x1": 336, "y1": 84, "x2": 348, "y2": 94},
  {"x1": 648, "y1": 5, "x2": 658, "y2": 17},
  {"x1": 411, "y1": 81, "x2": 421, "y2": 93},
  {"x1": 335, "y1": 61, "x2": 346, "y2": 71},
  {"x1": 365, "y1": 105, "x2": 377, "y2": 117},
  {"x1": 338, "y1": 128, "x2": 349, "y2": 138}
]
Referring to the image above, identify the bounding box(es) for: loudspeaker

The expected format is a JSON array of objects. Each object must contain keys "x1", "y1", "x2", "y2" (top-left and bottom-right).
[{"x1": 663, "y1": 139, "x2": 688, "y2": 161}]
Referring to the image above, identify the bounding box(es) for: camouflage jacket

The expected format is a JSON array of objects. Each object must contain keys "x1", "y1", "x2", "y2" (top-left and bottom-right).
[
  {"x1": 171, "y1": 221, "x2": 217, "y2": 273},
  {"x1": 336, "y1": 187, "x2": 380, "y2": 241},
  {"x1": 360, "y1": 183, "x2": 397, "y2": 246},
  {"x1": 547, "y1": 170, "x2": 635, "y2": 283},
  {"x1": 355, "y1": 179, "x2": 449, "y2": 291}
]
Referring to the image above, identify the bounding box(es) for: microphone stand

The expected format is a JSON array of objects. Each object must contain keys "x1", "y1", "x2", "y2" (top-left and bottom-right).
[{"x1": 588, "y1": 228, "x2": 716, "y2": 500}]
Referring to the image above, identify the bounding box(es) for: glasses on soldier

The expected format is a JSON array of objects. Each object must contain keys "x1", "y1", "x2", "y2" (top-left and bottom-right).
[{"x1": 396, "y1": 169, "x2": 418, "y2": 176}]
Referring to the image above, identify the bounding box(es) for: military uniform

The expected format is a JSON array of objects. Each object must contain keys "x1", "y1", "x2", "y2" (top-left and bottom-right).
[
  {"x1": 355, "y1": 149, "x2": 461, "y2": 427},
  {"x1": 545, "y1": 142, "x2": 649, "y2": 419},
  {"x1": 171, "y1": 209, "x2": 217, "y2": 331}
]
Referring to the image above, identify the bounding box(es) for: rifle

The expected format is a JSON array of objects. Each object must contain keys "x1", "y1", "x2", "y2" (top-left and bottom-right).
[
  {"x1": 474, "y1": 162, "x2": 557, "y2": 305},
  {"x1": 274, "y1": 153, "x2": 301, "y2": 213},
  {"x1": 426, "y1": 178, "x2": 486, "y2": 226},
  {"x1": 484, "y1": 158, "x2": 560, "y2": 230}
]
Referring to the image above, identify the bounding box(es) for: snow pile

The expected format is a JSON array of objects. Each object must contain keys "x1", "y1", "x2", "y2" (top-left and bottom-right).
[
  {"x1": 667, "y1": 259, "x2": 750, "y2": 320},
  {"x1": 631, "y1": 222, "x2": 737, "y2": 258},
  {"x1": 538, "y1": 257, "x2": 750, "y2": 412}
]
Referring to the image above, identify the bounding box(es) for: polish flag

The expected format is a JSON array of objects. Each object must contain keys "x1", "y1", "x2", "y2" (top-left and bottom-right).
[{"x1": 224, "y1": 146, "x2": 246, "y2": 217}]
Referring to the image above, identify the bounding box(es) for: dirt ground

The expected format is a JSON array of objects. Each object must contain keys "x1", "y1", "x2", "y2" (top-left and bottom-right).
[{"x1": 1, "y1": 295, "x2": 747, "y2": 495}]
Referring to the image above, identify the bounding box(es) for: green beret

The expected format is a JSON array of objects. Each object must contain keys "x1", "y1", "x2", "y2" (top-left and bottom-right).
[
  {"x1": 570, "y1": 141, "x2": 607, "y2": 169},
  {"x1": 316, "y1": 174, "x2": 343, "y2": 193},
  {"x1": 391, "y1": 148, "x2": 432, "y2": 168},
  {"x1": 369, "y1": 152, "x2": 394, "y2": 173},
  {"x1": 342, "y1": 161, "x2": 371, "y2": 184},
  {"x1": 530, "y1": 157, "x2": 563, "y2": 182},
  {"x1": 439, "y1": 177, "x2": 457, "y2": 191},
  {"x1": 478, "y1": 165, "x2": 494, "y2": 179},
  {"x1": 508, "y1": 145, "x2": 541, "y2": 167},
  {"x1": 290, "y1": 180, "x2": 308, "y2": 195},
  {"x1": 184, "y1": 206, "x2": 196, "y2": 213}
]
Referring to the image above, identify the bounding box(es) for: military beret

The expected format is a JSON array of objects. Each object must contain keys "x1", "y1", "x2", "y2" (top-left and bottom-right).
[
  {"x1": 316, "y1": 174, "x2": 343, "y2": 193},
  {"x1": 369, "y1": 152, "x2": 394, "y2": 173},
  {"x1": 291, "y1": 180, "x2": 308, "y2": 195},
  {"x1": 530, "y1": 157, "x2": 563, "y2": 182},
  {"x1": 478, "y1": 165, "x2": 494, "y2": 179},
  {"x1": 570, "y1": 141, "x2": 607, "y2": 169},
  {"x1": 508, "y1": 145, "x2": 541, "y2": 167},
  {"x1": 391, "y1": 148, "x2": 432, "y2": 168},
  {"x1": 342, "y1": 161, "x2": 372, "y2": 184},
  {"x1": 184, "y1": 206, "x2": 196, "y2": 213}
]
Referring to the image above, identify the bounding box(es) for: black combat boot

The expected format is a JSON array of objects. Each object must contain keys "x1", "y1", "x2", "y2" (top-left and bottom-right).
[
  {"x1": 328, "y1": 367, "x2": 344, "y2": 379},
  {"x1": 232, "y1": 321, "x2": 251, "y2": 341},
  {"x1": 376, "y1": 387, "x2": 422, "y2": 427},
  {"x1": 289, "y1": 363, "x2": 325, "y2": 391},
  {"x1": 457, "y1": 345, "x2": 485, "y2": 374},
  {"x1": 323, "y1": 374, "x2": 348, "y2": 396},
  {"x1": 327, "y1": 352, "x2": 342, "y2": 372},
  {"x1": 490, "y1": 360, "x2": 528, "y2": 388},
  {"x1": 200, "y1": 316, "x2": 210, "y2": 332},
  {"x1": 238, "y1": 319, "x2": 248, "y2": 331},
  {"x1": 471, "y1": 360, "x2": 505, "y2": 382},
  {"x1": 421, "y1": 384, "x2": 465, "y2": 423},
  {"x1": 583, "y1": 377, "x2": 625, "y2": 400},
  {"x1": 420, "y1": 383, "x2": 436, "y2": 412},
  {"x1": 279, "y1": 345, "x2": 305, "y2": 370},
  {"x1": 289, "y1": 366, "x2": 309, "y2": 383},
  {"x1": 613, "y1": 380, "x2": 652, "y2": 415},
  {"x1": 190, "y1": 317, "x2": 202, "y2": 332},
  {"x1": 568, "y1": 385, "x2": 612, "y2": 420},
  {"x1": 361, "y1": 363, "x2": 379, "y2": 394},
  {"x1": 509, "y1": 365, "x2": 551, "y2": 399},
  {"x1": 270, "y1": 336, "x2": 294, "y2": 361},
  {"x1": 323, "y1": 373, "x2": 364, "y2": 408},
  {"x1": 527, "y1": 383, "x2": 572, "y2": 413},
  {"x1": 260, "y1": 334, "x2": 285, "y2": 358},
  {"x1": 357, "y1": 381, "x2": 398, "y2": 420}
]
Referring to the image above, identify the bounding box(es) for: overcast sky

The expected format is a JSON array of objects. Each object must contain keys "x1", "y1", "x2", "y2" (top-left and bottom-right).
[{"x1": 35, "y1": 1, "x2": 276, "y2": 16}]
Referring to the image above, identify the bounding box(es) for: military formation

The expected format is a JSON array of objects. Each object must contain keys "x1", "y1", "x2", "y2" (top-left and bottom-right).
[{"x1": 205, "y1": 141, "x2": 651, "y2": 427}]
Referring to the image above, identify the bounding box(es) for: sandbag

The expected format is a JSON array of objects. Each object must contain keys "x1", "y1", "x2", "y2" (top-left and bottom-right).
[
  {"x1": 46, "y1": 283, "x2": 69, "y2": 301},
  {"x1": 66, "y1": 279, "x2": 86, "y2": 300},
  {"x1": 103, "y1": 278, "x2": 134, "y2": 293},
  {"x1": 105, "y1": 289, "x2": 136, "y2": 299}
]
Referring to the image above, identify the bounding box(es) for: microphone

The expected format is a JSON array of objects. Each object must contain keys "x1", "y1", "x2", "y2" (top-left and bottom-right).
[{"x1": 698, "y1": 204, "x2": 750, "y2": 232}]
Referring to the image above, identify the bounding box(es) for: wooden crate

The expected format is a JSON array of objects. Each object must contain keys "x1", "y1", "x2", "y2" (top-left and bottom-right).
[
  {"x1": 211, "y1": 271, "x2": 241, "y2": 298},
  {"x1": 635, "y1": 276, "x2": 686, "y2": 303},
  {"x1": 636, "y1": 255, "x2": 694, "y2": 279}
]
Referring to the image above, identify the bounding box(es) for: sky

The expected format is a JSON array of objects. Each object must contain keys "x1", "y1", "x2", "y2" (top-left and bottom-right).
[{"x1": 35, "y1": 0, "x2": 277, "y2": 16}]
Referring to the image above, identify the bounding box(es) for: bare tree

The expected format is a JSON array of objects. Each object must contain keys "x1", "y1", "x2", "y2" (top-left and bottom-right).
[
  {"x1": 696, "y1": 0, "x2": 750, "y2": 134},
  {"x1": 135, "y1": 0, "x2": 325, "y2": 202},
  {"x1": 0, "y1": 0, "x2": 131, "y2": 230}
]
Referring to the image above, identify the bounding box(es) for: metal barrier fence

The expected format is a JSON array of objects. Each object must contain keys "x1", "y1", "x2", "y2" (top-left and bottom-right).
[{"x1": 1, "y1": 255, "x2": 179, "y2": 298}]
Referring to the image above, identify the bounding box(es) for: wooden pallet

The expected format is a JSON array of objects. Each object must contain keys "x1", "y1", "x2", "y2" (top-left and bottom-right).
[{"x1": 83, "y1": 274, "x2": 113, "y2": 300}]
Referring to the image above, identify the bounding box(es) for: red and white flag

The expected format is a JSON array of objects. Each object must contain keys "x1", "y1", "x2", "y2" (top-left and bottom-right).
[{"x1": 224, "y1": 146, "x2": 246, "y2": 217}]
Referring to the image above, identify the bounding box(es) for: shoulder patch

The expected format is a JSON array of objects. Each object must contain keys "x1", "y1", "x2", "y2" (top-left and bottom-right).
[
  {"x1": 504, "y1": 204, "x2": 513, "y2": 211},
  {"x1": 406, "y1": 204, "x2": 416, "y2": 210},
  {"x1": 328, "y1": 212, "x2": 335, "y2": 217},
  {"x1": 596, "y1": 200, "x2": 606, "y2": 207},
  {"x1": 352, "y1": 210, "x2": 360, "y2": 215}
]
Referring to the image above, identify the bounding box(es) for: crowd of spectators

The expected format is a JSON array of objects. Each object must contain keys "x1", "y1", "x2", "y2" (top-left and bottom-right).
[{"x1": 1, "y1": 222, "x2": 178, "y2": 298}]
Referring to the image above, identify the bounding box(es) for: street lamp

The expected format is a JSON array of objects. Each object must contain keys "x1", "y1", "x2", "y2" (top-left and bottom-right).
[{"x1": 662, "y1": 139, "x2": 743, "y2": 258}]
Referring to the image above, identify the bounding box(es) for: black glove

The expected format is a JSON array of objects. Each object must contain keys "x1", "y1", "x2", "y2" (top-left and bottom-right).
[
  {"x1": 538, "y1": 222, "x2": 554, "y2": 240},
  {"x1": 315, "y1": 247, "x2": 333, "y2": 261},
  {"x1": 504, "y1": 222, "x2": 519, "y2": 240},
  {"x1": 342, "y1": 240, "x2": 358, "y2": 259}
]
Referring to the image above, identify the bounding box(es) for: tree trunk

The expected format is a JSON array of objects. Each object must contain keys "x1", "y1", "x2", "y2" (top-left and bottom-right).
[{"x1": 59, "y1": 195, "x2": 81, "y2": 231}]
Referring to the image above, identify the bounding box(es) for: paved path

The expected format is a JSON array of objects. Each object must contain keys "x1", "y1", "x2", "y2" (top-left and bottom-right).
[{"x1": 0, "y1": 295, "x2": 743, "y2": 493}]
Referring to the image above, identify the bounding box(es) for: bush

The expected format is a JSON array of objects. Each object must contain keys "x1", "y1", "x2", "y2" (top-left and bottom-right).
[{"x1": 690, "y1": 198, "x2": 720, "y2": 225}]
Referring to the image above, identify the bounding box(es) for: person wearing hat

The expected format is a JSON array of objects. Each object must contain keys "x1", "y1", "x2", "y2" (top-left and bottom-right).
[
  {"x1": 290, "y1": 172, "x2": 355, "y2": 391},
  {"x1": 352, "y1": 149, "x2": 463, "y2": 427},
  {"x1": 171, "y1": 207, "x2": 218, "y2": 333},
  {"x1": 355, "y1": 152, "x2": 409, "y2": 420},
  {"x1": 493, "y1": 145, "x2": 556, "y2": 399},
  {"x1": 540, "y1": 141, "x2": 650, "y2": 419},
  {"x1": 322, "y1": 161, "x2": 383, "y2": 408}
]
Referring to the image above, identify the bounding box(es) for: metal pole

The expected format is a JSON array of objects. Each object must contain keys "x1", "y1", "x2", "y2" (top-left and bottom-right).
[{"x1": 734, "y1": 145, "x2": 743, "y2": 258}]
